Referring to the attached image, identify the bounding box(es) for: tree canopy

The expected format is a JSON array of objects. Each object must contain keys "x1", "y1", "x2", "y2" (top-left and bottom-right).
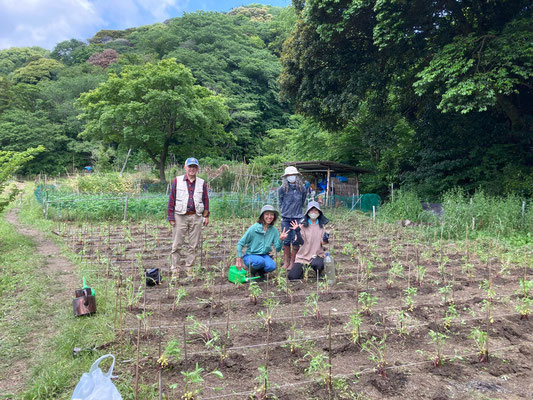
[
  {"x1": 77, "y1": 59, "x2": 231, "y2": 180},
  {"x1": 279, "y1": 0, "x2": 532, "y2": 196}
]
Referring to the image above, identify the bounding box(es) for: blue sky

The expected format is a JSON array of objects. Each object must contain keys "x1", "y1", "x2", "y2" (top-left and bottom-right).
[{"x1": 0, "y1": 0, "x2": 291, "y2": 51}]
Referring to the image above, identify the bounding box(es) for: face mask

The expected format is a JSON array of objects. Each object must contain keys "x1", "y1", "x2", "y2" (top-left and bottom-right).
[
  {"x1": 309, "y1": 212, "x2": 320, "y2": 220},
  {"x1": 287, "y1": 175, "x2": 297, "y2": 183}
]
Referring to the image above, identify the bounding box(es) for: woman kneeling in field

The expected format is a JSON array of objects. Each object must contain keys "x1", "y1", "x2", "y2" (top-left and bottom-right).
[
  {"x1": 288, "y1": 201, "x2": 329, "y2": 281},
  {"x1": 236, "y1": 205, "x2": 289, "y2": 281}
]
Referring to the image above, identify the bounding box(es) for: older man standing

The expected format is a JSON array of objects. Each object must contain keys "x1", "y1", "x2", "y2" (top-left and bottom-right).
[{"x1": 168, "y1": 157, "x2": 209, "y2": 278}]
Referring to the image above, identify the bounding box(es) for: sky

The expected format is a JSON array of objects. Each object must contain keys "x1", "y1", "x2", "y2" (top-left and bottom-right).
[{"x1": 0, "y1": 0, "x2": 291, "y2": 51}]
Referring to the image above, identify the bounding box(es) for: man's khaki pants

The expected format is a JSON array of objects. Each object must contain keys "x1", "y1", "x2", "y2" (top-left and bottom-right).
[{"x1": 171, "y1": 213, "x2": 203, "y2": 274}]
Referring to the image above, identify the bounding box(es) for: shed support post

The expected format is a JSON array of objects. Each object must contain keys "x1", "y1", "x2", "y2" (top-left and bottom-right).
[{"x1": 326, "y1": 168, "x2": 331, "y2": 207}]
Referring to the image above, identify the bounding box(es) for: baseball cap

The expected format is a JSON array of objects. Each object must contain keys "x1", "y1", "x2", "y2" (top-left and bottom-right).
[{"x1": 185, "y1": 157, "x2": 199, "y2": 167}]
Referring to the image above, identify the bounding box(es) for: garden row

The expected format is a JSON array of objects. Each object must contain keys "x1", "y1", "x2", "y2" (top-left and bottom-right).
[{"x1": 57, "y1": 213, "x2": 533, "y2": 399}]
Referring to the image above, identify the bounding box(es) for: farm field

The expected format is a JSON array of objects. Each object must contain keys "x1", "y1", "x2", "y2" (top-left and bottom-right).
[{"x1": 56, "y1": 213, "x2": 533, "y2": 399}]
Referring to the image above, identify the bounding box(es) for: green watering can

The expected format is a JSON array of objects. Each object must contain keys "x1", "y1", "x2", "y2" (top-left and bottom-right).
[
  {"x1": 82, "y1": 277, "x2": 95, "y2": 296},
  {"x1": 228, "y1": 265, "x2": 260, "y2": 284}
]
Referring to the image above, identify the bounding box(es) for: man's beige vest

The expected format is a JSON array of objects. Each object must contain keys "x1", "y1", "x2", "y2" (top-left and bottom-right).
[{"x1": 173, "y1": 175, "x2": 205, "y2": 216}]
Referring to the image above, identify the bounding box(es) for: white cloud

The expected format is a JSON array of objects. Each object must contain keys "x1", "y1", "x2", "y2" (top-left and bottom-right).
[
  {"x1": 0, "y1": 0, "x2": 103, "y2": 50},
  {"x1": 0, "y1": 0, "x2": 188, "y2": 51}
]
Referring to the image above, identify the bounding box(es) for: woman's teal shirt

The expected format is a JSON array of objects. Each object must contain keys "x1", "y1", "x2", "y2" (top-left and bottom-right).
[{"x1": 236, "y1": 223, "x2": 282, "y2": 258}]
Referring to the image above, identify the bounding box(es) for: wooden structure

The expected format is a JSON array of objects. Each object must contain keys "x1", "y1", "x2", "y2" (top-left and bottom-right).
[{"x1": 283, "y1": 161, "x2": 372, "y2": 205}]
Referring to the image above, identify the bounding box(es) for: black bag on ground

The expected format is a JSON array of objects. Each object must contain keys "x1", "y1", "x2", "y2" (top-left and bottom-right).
[{"x1": 145, "y1": 268, "x2": 160, "y2": 286}]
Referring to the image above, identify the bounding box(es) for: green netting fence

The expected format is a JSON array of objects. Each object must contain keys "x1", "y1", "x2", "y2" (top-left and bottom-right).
[
  {"x1": 331, "y1": 194, "x2": 382, "y2": 212},
  {"x1": 34, "y1": 185, "x2": 382, "y2": 221}
]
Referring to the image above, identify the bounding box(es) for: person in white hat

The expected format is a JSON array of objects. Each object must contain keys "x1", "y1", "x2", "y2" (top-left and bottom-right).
[
  {"x1": 167, "y1": 157, "x2": 209, "y2": 280},
  {"x1": 278, "y1": 166, "x2": 306, "y2": 270}
]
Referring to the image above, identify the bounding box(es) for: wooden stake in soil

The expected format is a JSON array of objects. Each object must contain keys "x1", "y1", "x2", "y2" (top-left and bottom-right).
[
  {"x1": 183, "y1": 323, "x2": 188, "y2": 361},
  {"x1": 290, "y1": 294, "x2": 294, "y2": 326},
  {"x1": 158, "y1": 296, "x2": 162, "y2": 400},
  {"x1": 328, "y1": 309, "x2": 333, "y2": 394},
  {"x1": 134, "y1": 317, "x2": 141, "y2": 400},
  {"x1": 264, "y1": 324, "x2": 271, "y2": 395},
  {"x1": 225, "y1": 301, "x2": 231, "y2": 339}
]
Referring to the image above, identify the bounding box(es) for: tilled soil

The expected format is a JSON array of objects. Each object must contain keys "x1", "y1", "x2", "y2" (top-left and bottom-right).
[{"x1": 60, "y1": 219, "x2": 533, "y2": 399}]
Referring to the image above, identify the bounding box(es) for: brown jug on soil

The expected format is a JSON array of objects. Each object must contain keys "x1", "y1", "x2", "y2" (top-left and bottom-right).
[{"x1": 73, "y1": 295, "x2": 96, "y2": 316}]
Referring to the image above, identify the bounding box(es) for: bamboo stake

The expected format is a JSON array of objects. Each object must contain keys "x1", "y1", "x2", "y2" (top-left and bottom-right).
[
  {"x1": 328, "y1": 309, "x2": 332, "y2": 394},
  {"x1": 134, "y1": 317, "x2": 141, "y2": 400},
  {"x1": 183, "y1": 323, "x2": 188, "y2": 361}
]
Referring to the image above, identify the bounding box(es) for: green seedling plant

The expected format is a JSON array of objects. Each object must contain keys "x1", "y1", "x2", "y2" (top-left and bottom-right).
[
  {"x1": 186, "y1": 315, "x2": 213, "y2": 343},
  {"x1": 252, "y1": 365, "x2": 270, "y2": 399},
  {"x1": 173, "y1": 363, "x2": 223, "y2": 400},
  {"x1": 387, "y1": 261, "x2": 404, "y2": 289},
  {"x1": 304, "y1": 292, "x2": 321, "y2": 319},
  {"x1": 461, "y1": 256, "x2": 475, "y2": 281},
  {"x1": 438, "y1": 255, "x2": 450, "y2": 277},
  {"x1": 442, "y1": 304, "x2": 461, "y2": 330},
  {"x1": 358, "y1": 291, "x2": 378, "y2": 316},
  {"x1": 257, "y1": 298, "x2": 280, "y2": 331},
  {"x1": 428, "y1": 330, "x2": 448, "y2": 367},
  {"x1": 249, "y1": 281, "x2": 262, "y2": 305},
  {"x1": 392, "y1": 309, "x2": 409, "y2": 337},
  {"x1": 404, "y1": 287, "x2": 417, "y2": 311},
  {"x1": 318, "y1": 279, "x2": 329, "y2": 294},
  {"x1": 415, "y1": 264, "x2": 427, "y2": 287},
  {"x1": 439, "y1": 284, "x2": 453, "y2": 305},
  {"x1": 283, "y1": 327, "x2": 314, "y2": 356},
  {"x1": 480, "y1": 278, "x2": 495, "y2": 324},
  {"x1": 275, "y1": 273, "x2": 288, "y2": 294},
  {"x1": 365, "y1": 258, "x2": 375, "y2": 281},
  {"x1": 515, "y1": 296, "x2": 532, "y2": 320},
  {"x1": 125, "y1": 277, "x2": 144, "y2": 310},
  {"x1": 205, "y1": 330, "x2": 228, "y2": 366},
  {"x1": 342, "y1": 242, "x2": 354, "y2": 259},
  {"x1": 304, "y1": 351, "x2": 331, "y2": 389},
  {"x1": 172, "y1": 287, "x2": 188, "y2": 311},
  {"x1": 517, "y1": 278, "x2": 533, "y2": 298},
  {"x1": 136, "y1": 310, "x2": 152, "y2": 332},
  {"x1": 158, "y1": 338, "x2": 182, "y2": 368},
  {"x1": 361, "y1": 335, "x2": 388, "y2": 377},
  {"x1": 469, "y1": 327, "x2": 489, "y2": 362},
  {"x1": 345, "y1": 309, "x2": 364, "y2": 344}
]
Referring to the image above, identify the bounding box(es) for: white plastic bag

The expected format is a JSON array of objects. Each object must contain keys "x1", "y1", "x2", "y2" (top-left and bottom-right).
[{"x1": 71, "y1": 354, "x2": 122, "y2": 400}]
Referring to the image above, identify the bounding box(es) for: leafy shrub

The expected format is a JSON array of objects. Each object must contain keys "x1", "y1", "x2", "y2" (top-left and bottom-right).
[
  {"x1": 67, "y1": 172, "x2": 140, "y2": 194},
  {"x1": 441, "y1": 188, "x2": 529, "y2": 239},
  {"x1": 379, "y1": 190, "x2": 436, "y2": 223}
]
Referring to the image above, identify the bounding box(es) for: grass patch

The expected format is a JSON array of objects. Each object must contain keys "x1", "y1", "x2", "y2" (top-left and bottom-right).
[{"x1": 0, "y1": 186, "x2": 135, "y2": 399}]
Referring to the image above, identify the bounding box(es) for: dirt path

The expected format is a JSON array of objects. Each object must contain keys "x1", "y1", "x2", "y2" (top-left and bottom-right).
[{"x1": 0, "y1": 207, "x2": 78, "y2": 396}]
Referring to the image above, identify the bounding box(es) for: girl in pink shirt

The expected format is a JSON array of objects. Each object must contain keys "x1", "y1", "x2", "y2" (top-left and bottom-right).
[{"x1": 288, "y1": 201, "x2": 330, "y2": 280}]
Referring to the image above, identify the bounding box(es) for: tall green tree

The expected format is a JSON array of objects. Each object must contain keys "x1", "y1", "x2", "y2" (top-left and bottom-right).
[
  {"x1": 77, "y1": 59, "x2": 231, "y2": 181},
  {"x1": 0, "y1": 47, "x2": 48, "y2": 75},
  {"x1": 280, "y1": 0, "x2": 532, "y2": 197},
  {"x1": 129, "y1": 11, "x2": 292, "y2": 158},
  {"x1": 12, "y1": 58, "x2": 65, "y2": 84},
  {"x1": 0, "y1": 109, "x2": 70, "y2": 174}
]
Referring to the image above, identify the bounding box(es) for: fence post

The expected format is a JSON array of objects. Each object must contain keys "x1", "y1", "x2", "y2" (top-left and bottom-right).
[
  {"x1": 372, "y1": 205, "x2": 376, "y2": 222},
  {"x1": 124, "y1": 195, "x2": 129, "y2": 221},
  {"x1": 522, "y1": 201, "x2": 526, "y2": 219}
]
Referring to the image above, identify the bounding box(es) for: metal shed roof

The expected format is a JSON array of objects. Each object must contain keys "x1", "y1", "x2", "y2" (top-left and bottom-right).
[{"x1": 283, "y1": 160, "x2": 373, "y2": 174}]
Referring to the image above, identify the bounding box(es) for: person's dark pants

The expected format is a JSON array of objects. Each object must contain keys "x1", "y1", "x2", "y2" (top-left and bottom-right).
[
  {"x1": 288, "y1": 257, "x2": 324, "y2": 280},
  {"x1": 281, "y1": 218, "x2": 299, "y2": 246}
]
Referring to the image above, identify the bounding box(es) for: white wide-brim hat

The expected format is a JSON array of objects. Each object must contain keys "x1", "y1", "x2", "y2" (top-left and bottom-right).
[{"x1": 283, "y1": 166, "x2": 301, "y2": 177}]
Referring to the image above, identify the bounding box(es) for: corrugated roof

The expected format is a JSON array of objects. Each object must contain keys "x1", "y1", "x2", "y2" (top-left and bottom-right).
[{"x1": 283, "y1": 160, "x2": 372, "y2": 174}]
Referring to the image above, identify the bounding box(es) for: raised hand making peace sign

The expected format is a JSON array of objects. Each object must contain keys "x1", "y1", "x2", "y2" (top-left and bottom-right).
[{"x1": 279, "y1": 227, "x2": 289, "y2": 241}]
